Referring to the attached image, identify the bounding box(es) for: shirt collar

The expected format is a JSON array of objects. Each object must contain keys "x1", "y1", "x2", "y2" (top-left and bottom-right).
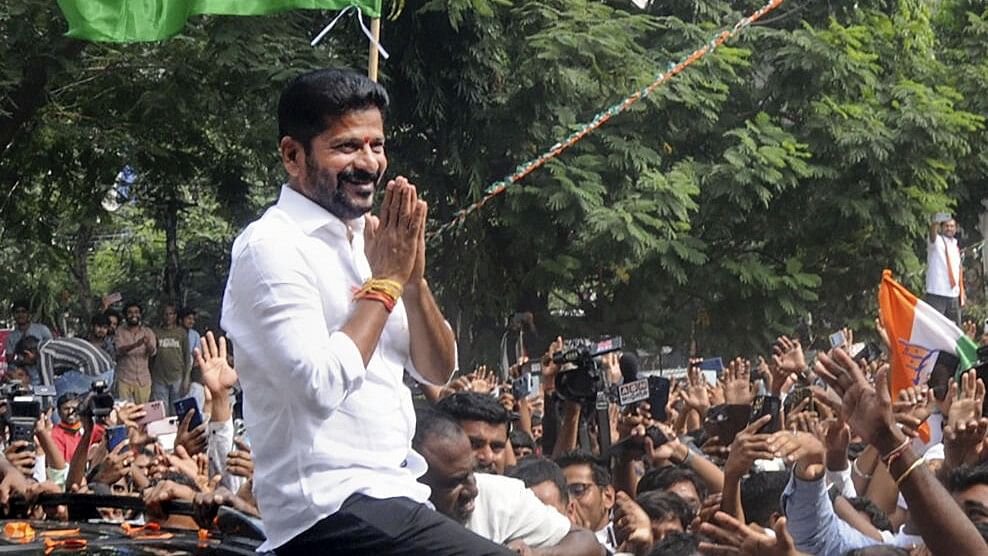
[{"x1": 277, "y1": 184, "x2": 366, "y2": 238}]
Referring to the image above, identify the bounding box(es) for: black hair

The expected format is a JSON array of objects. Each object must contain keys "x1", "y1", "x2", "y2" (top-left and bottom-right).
[
  {"x1": 946, "y1": 463, "x2": 988, "y2": 494},
  {"x1": 149, "y1": 471, "x2": 200, "y2": 492},
  {"x1": 636, "y1": 490, "x2": 693, "y2": 529},
  {"x1": 740, "y1": 471, "x2": 788, "y2": 527},
  {"x1": 10, "y1": 299, "x2": 30, "y2": 312},
  {"x1": 56, "y1": 392, "x2": 79, "y2": 409},
  {"x1": 510, "y1": 429, "x2": 535, "y2": 451},
  {"x1": 556, "y1": 450, "x2": 611, "y2": 486},
  {"x1": 178, "y1": 306, "x2": 197, "y2": 319},
  {"x1": 123, "y1": 301, "x2": 143, "y2": 314},
  {"x1": 412, "y1": 408, "x2": 466, "y2": 452},
  {"x1": 277, "y1": 68, "x2": 389, "y2": 152},
  {"x1": 637, "y1": 466, "x2": 707, "y2": 501},
  {"x1": 647, "y1": 532, "x2": 700, "y2": 556},
  {"x1": 14, "y1": 335, "x2": 39, "y2": 356},
  {"x1": 846, "y1": 497, "x2": 892, "y2": 532},
  {"x1": 436, "y1": 392, "x2": 511, "y2": 427},
  {"x1": 104, "y1": 308, "x2": 121, "y2": 320},
  {"x1": 90, "y1": 313, "x2": 110, "y2": 327},
  {"x1": 506, "y1": 457, "x2": 569, "y2": 505}
]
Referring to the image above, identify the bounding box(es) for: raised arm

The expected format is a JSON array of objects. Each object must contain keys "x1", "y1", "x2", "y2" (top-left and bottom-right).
[{"x1": 816, "y1": 349, "x2": 988, "y2": 555}]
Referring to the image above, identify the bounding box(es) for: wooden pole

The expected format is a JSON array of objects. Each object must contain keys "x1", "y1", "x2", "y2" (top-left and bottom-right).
[{"x1": 368, "y1": 17, "x2": 381, "y2": 81}]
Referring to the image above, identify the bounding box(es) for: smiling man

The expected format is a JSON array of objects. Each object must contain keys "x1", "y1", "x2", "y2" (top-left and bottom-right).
[
  {"x1": 414, "y1": 409, "x2": 604, "y2": 555},
  {"x1": 221, "y1": 68, "x2": 503, "y2": 555}
]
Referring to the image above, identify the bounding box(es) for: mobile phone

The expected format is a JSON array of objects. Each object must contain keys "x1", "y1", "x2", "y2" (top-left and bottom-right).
[
  {"x1": 750, "y1": 395, "x2": 782, "y2": 433},
  {"x1": 512, "y1": 373, "x2": 533, "y2": 399},
  {"x1": 703, "y1": 404, "x2": 750, "y2": 445},
  {"x1": 9, "y1": 420, "x2": 35, "y2": 452},
  {"x1": 852, "y1": 342, "x2": 881, "y2": 364},
  {"x1": 934, "y1": 212, "x2": 951, "y2": 224},
  {"x1": 106, "y1": 425, "x2": 128, "y2": 451},
  {"x1": 930, "y1": 351, "x2": 960, "y2": 401},
  {"x1": 138, "y1": 401, "x2": 166, "y2": 426},
  {"x1": 647, "y1": 376, "x2": 671, "y2": 422},
  {"x1": 173, "y1": 397, "x2": 203, "y2": 429},
  {"x1": 146, "y1": 416, "x2": 179, "y2": 437},
  {"x1": 829, "y1": 331, "x2": 846, "y2": 349},
  {"x1": 104, "y1": 292, "x2": 123, "y2": 305},
  {"x1": 698, "y1": 358, "x2": 724, "y2": 373}
]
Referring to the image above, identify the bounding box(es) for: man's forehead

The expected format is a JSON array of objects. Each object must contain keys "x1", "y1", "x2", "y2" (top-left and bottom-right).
[
  {"x1": 562, "y1": 463, "x2": 594, "y2": 481},
  {"x1": 461, "y1": 420, "x2": 508, "y2": 440}
]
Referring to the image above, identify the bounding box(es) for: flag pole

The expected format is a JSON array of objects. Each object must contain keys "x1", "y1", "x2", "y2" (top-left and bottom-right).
[{"x1": 368, "y1": 17, "x2": 381, "y2": 81}]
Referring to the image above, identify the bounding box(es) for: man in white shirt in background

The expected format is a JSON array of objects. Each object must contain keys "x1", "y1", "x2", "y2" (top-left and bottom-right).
[
  {"x1": 222, "y1": 68, "x2": 510, "y2": 555},
  {"x1": 925, "y1": 214, "x2": 964, "y2": 325},
  {"x1": 413, "y1": 409, "x2": 604, "y2": 555}
]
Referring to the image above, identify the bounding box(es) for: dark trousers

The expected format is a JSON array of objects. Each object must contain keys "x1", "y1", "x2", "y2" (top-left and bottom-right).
[
  {"x1": 275, "y1": 494, "x2": 514, "y2": 556},
  {"x1": 925, "y1": 292, "x2": 961, "y2": 326}
]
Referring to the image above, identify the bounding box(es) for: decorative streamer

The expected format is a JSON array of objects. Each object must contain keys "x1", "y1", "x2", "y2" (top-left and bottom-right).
[{"x1": 429, "y1": 0, "x2": 785, "y2": 239}]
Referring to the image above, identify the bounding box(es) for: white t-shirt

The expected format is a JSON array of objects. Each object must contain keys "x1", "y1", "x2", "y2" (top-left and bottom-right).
[
  {"x1": 466, "y1": 473, "x2": 572, "y2": 548},
  {"x1": 926, "y1": 234, "x2": 961, "y2": 297}
]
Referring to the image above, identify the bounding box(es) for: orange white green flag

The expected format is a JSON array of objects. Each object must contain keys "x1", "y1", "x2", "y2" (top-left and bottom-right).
[{"x1": 878, "y1": 269, "x2": 977, "y2": 396}]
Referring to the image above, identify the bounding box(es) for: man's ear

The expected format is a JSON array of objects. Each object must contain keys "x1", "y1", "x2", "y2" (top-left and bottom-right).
[
  {"x1": 602, "y1": 484, "x2": 616, "y2": 510},
  {"x1": 279, "y1": 136, "x2": 305, "y2": 180}
]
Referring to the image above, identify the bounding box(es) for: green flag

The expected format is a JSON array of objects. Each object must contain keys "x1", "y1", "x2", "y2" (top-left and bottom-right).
[{"x1": 57, "y1": 0, "x2": 383, "y2": 42}]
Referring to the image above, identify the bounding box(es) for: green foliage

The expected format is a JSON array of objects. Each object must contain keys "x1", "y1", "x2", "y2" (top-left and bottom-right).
[{"x1": 1, "y1": 0, "x2": 986, "y2": 365}]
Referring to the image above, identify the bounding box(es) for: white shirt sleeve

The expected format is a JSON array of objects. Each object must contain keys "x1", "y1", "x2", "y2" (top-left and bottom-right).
[
  {"x1": 208, "y1": 417, "x2": 244, "y2": 492},
  {"x1": 825, "y1": 466, "x2": 857, "y2": 499},
  {"x1": 485, "y1": 475, "x2": 572, "y2": 548},
  {"x1": 224, "y1": 236, "x2": 368, "y2": 414}
]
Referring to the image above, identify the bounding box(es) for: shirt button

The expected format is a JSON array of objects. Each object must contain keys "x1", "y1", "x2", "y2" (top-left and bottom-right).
[{"x1": 400, "y1": 460, "x2": 408, "y2": 468}]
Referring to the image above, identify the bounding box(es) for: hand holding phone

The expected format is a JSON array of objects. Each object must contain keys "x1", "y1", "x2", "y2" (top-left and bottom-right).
[{"x1": 173, "y1": 397, "x2": 203, "y2": 430}]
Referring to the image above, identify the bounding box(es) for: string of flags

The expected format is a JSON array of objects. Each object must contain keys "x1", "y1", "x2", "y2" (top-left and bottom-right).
[{"x1": 429, "y1": 0, "x2": 785, "y2": 240}]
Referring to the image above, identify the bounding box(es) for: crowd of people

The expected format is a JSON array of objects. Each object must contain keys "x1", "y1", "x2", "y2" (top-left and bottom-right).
[
  {"x1": 2, "y1": 296, "x2": 988, "y2": 556},
  {"x1": 0, "y1": 65, "x2": 984, "y2": 556}
]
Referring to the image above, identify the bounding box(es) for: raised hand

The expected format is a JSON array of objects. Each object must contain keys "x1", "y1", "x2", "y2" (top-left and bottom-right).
[
  {"x1": 768, "y1": 430, "x2": 825, "y2": 480},
  {"x1": 681, "y1": 363, "x2": 711, "y2": 414},
  {"x1": 814, "y1": 349, "x2": 904, "y2": 454},
  {"x1": 893, "y1": 385, "x2": 934, "y2": 438},
  {"x1": 364, "y1": 179, "x2": 424, "y2": 285},
  {"x1": 92, "y1": 440, "x2": 134, "y2": 486},
  {"x1": 3, "y1": 442, "x2": 35, "y2": 477},
  {"x1": 227, "y1": 437, "x2": 254, "y2": 480},
  {"x1": 944, "y1": 370, "x2": 985, "y2": 429},
  {"x1": 175, "y1": 409, "x2": 207, "y2": 456},
  {"x1": 723, "y1": 415, "x2": 775, "y2": 478},
  {"x1": 699, "y1": 511, "x2": 805, "y2": 556},
  {"x1": 723, "y1": 357, "x2": 753, "y2": 405},
  {"x1": 613, "y1": 491, "x2": 654, "y2": 553},
  {"x1": 771, "y1": 336, "x2": 805, "y2": 396},
  {"x1": 196, "y1": 331, "x2": 238, "y2": 395}
]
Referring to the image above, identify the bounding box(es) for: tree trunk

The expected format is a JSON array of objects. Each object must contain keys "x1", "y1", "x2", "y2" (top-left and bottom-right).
[
  {"x1": 69, "y1": 223, "x2": 94, "y2": 316},
  {"x1": 162, "y1": 198, "x2": 182, "y2": 303}
]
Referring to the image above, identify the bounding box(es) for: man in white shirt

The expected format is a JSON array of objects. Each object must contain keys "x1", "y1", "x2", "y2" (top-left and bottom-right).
[
  {"x1": 925, "y1": 215, "x2": 964, "y2": 325},
  {"x1": 413, "y1": 409, "x2": 604, "y2": 555},
  {"x1": 222, "y1": 68, "x2": 505, "y2": 555}
]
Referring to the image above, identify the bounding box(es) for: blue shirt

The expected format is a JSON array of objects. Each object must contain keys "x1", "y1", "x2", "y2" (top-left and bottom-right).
[{"x1": 781, "y1": 469, "x2": 882, "y2": 556}]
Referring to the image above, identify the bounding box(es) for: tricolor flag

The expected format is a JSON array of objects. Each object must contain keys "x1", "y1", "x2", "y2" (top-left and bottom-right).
[
  {"x1": 57, "y1": 0, "x2": 382, "y2": 43},
  {"x1": 878, "y1": 269, "x2": 978, "y2": 396}
]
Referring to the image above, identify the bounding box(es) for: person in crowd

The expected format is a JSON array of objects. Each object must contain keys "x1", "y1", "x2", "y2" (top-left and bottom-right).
[
  {"x1": 49, "y1": 392, "x2": 103, "y2": 464},
  {"x1": 511, "y1": 429, "x2": 536, "y2": 460},
  {"x1": 925, "y1": 214, "x2": 964, "y2": 325},
  {"x1": 945, "y1": 463, "x2": 988, "y2": 526},
  {"x1": 436, "y1": 391, "x2": 512, "y2": 474},
  {"x1": 85, "y1": 314, "x2": 112, "y2": 354},
  {"x1": 179, "y1": 307, "x2": 206, "y2": 411},
  {"x1": 12, "y1": 335, "x2": 42, "y2": 385},
  {"x1": 414, "y1": 408, "x2": 603, "y2": 555},
  {"x1": 220, "y1": 67, "x2": 495, "y2": 556},
  {"x1": 150, "y1": 303, "x2": 190, "y2": 410},
  {"x1": 4, "y1": 300, "x2": 52, "y2": 367},
  {"x1": 114, "y1": 302, "x2": 156, "y2": 404},
  {"x1": 637, "y1": 466, "x2": 708, "y2": 513},
  {"x1": 635, "y1": 490, "x2": 692, "y2": 543},
  {"x1": 557, "y1": 450, "x2": 617, "y2": 551},
  {"x1": 506, "y1": 456, "x2": 572, "y2": 519}
]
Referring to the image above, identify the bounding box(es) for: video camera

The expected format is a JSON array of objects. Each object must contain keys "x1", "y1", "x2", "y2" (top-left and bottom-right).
[
  {"x1": 78, "y1": 380, "x2": 114, "y2": 420},
  {"x1": 552, "y1": 337, "x2": 623, "y2": 403}
]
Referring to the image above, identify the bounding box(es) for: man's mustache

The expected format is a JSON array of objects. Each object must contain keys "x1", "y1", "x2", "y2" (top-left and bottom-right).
[{"x1": 338, "y1": 169, "x2": 380, "y2": 184}]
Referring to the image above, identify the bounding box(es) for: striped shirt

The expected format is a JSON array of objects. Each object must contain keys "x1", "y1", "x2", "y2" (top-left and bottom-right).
[{"x1": 38, "y1": 338, "x2": 114, "y2": 386}]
